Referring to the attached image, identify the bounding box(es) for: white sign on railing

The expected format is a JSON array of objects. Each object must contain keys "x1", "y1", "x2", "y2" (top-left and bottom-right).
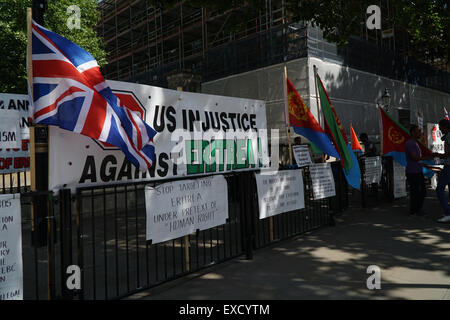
[
  {"x1": 393, "y1": 160, "x2": 407, "y2": 198},
  {"x1": 292, "y1": 145, "x2": 312, "y2": 167},
  {"x1": 364, "y1": 156, "x2": 382, "y2": 184},
  {"x1": 0, "y1": 194, "x2": 23, "y2": 300},
  {"x1": 145, "y1": 175, "x2": 228, "y2": 244},
  {"x1": 255, "y1": 170, "x2": 305, "y2": 219},
  {"x1": 309, "y1": 163, "x2": 336, "y2": 200},
  {"x1": 0, "y1": 93, "x2": 30, "y2": 173}
]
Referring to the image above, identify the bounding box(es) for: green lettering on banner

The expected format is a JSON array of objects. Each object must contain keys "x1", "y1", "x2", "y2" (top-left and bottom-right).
[
  {"x1": 226, "y1": 139, "x2": 235, "y2": 170},
  {"x1": 235, "y1": 139, "x2": 247, "y2": 169},
  {"x1": 246, "y1": 139, "x2": 256, "y2": 168}
]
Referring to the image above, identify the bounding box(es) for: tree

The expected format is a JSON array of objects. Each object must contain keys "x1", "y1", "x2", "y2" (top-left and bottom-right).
[{"x1": 0, "y1": 0, "x2": 107, "y2": 94}]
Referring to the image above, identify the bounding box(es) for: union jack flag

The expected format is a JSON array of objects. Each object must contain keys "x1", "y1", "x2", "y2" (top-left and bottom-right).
[
  {"x1": 30, "y1": 20, "x2": 156, "y2": 171},
  {"x1": 445, "y1": 107, "x2": 449, "y2": 121}
]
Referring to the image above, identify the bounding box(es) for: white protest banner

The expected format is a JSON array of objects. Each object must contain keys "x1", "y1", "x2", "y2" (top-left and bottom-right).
[
  {"x1": 364, "y1": 156, "x2": 382, "y2": 184},
  {"x1": 0, "y1": 94, "x2": 30, "y2": 173},
  {"x1": 292, "y1": 145, "x2": 312, "y2": 167},
  {"x1": 0, "y1": 111, "x2": 20, "y2": 149},
  {"x1": 393, "y1": 160, "x2": 407, "y2": 198},
  {"x1": 0, "y1": 194, "x2": 23, "y2": 300},
  {"x1": 145, "y1": 175, "x2": 228, "y2": 244},
  {"x1": 309, "y1": 163, "x2": 336, "y2": 200},
  {"x1": 255, "y1": 170, "x2": 305, "y2": 219},
  {"x1": 49, "y1": 80, "x2": 268, "y2": 191}
]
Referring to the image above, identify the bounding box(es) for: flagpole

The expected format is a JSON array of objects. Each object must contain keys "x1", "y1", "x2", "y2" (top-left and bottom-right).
[
  {"x1": 313, "y1": 65, "x2": 325, "y2": 163},
  {"x1": 284, "y1": 66, "x2": 293, "y2": 167},
  {"x1": 27, "y1": 8, "x2": 36, "y2": 192}
]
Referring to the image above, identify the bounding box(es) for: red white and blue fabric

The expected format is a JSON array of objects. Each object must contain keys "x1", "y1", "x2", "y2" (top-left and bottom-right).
[
  {"x1": 445, "y1": 107, "x2": 449, "y2": 121},
  {"x1": 31, "y1": 20, "x2": 156, "y2": 171}
]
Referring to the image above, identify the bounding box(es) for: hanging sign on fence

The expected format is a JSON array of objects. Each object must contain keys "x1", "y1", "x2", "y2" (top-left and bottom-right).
[
  {"x1": 48, "y1": 80, "x2": 269, "y2": 191},
  {"x1": 292, "y1": 145, "x2": 312, "y2": 167},
  {"x1": 393, "y1": 160, "x2": 407, "y2": 198},
  {"x1": 309, "y1": 163, "x2": 336, "y2": 200},
  {"x1": 0, "y1": 194, "x2": 23, "y2": 300},
  {"x1": 0, "y1": 110, "x2": 20, "y2": 149},
  {"x1": 255, "y1": 170, "x2": 305, "y2": 219},
  {"x1": 145, "y1": 175, "x2": 228, "y2": 244},
  {"x1": 0, "y1": 94, "x2": 30, "y2": 173},
  {"x1": 364, "y1": 156, "x2": 382, "y2": 184}
]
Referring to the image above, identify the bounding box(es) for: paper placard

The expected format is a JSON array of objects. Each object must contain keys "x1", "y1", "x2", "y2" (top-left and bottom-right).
[
  {"x1": 364, "y1": 156, "x2": 382, "y2": 184},
  {"x1": 292, "y1": 145, "x2": 312, "y2": 167},
  {"x1": 0, "y1": 94, "x2": 30, "y2": 173},
  {"x1": 255, "y1": 170, "x2": 305, "y2": 219},
  {"x1": 393, "y1": 160, "x2": 407, "y2": 198},
  {"x1": 0, "y1": 111, "x2": 19, "y2": 149},
  {"x1": 309, "y1": 163, "x2": 336, "y2": 200},
  {"x1": 145, "y1": 175, "x2": 228, "y2": 244},
  {"x1": 0, "y1": 194, "x2": 23, "y2": 300}
]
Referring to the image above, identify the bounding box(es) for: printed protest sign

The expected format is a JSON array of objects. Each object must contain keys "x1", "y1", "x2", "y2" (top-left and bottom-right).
[
  {"x1": 309, "y1": 163, "x2": 336, "y2": 200},
  {"x1": 49, "y1": 80, "x2": 268, "y2": 191},
  {"x1": 364, "y1": 156, "x2": 382, "y2": 184},
  {"x1": 0, "y1": 94, "x2": 30, "y2": 173},
  {"x1": 292, "y1": 145, "x2": 312, "y2": 167},
  {"x1": 255, "y1": 170, "x2": 305, "y2": 219},
  {"x1": 145, "y1": 175, "x2": 228, "y2": 244},
  {"x1": 0, "y1": 194, "x2": 23, "y2": 300}
]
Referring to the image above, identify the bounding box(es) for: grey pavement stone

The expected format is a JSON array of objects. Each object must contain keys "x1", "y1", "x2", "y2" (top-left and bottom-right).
[{"x1": 126, "y1": 191, "x2": 450, "y2": 300}]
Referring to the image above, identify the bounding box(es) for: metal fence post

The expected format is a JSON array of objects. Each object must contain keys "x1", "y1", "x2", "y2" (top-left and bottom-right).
[
  {"x1": 46, "y1": 192, "x2": 56, "y2": 300},
  {"x1": 241, "y1": 172, "x2": 254, "y2": 260},
  {"x1": 59, "y1": 189, "x2": 73, "y2": 300}
]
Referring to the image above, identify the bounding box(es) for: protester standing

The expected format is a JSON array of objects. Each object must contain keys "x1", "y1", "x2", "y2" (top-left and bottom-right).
[{"x1": 404, "y1": 125, "x2": 433, "y2": 216}]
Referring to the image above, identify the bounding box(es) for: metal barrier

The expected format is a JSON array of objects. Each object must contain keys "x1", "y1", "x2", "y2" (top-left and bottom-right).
[{"x1": 17, "y1": 163, "x2": 349, "y2": 300}]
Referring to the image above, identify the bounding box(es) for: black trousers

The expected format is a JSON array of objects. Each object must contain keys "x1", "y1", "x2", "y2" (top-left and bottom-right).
[{"x1": 406, "y1": 173, "x2": 426, "y2": 215}]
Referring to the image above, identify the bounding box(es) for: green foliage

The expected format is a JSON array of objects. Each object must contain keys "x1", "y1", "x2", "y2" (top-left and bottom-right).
[
  {"x1": 288, "y1": 0, "x2": 449, "y2": 63},
  {"x1": 0, "y1": 0, "x2": 107, "y2": 94},
  {"x1": 0, "y1": 0, "x2": 31, "y2": 93}
]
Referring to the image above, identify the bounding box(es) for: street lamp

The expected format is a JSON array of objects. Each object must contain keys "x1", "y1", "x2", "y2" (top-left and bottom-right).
[{"x1": 378, "y1": 88, "x2": 391, "y2": 113}]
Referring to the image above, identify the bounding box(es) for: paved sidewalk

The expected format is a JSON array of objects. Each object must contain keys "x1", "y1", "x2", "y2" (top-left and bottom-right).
[{"x1": 127, "y1": 191, "x2": 450, "y2": 300}]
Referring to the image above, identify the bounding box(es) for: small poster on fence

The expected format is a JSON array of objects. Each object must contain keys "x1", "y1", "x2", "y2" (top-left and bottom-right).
[
  {"x1": 309, "y1": 163, "x2": 336, "y2": 200},
  {"x1": 292, "y1": 145, "x2": 312, "y2": 167},
  {"x1": 255, "y1": 170, "x2": 305, "y2": 219},
  {"x1": 0, "y1": 194, "x2": 23, "y2": 300},
  {"x1": 393, "y1": 160, "x2": 407, "y2": 198},
  {"x1": 364, "y1": 156, "x2": 382, "y2": 184},
  {"x1": 145, "y1": 175, "x2": 228, "y2": 244}
]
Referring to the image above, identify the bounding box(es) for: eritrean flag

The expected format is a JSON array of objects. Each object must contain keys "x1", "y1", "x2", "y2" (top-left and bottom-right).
[
  {"x1": 350, "y1": 124, "x2": 363, "y2": 154},
  {"x1": 317, "y1": 74, "x2": 361, "y2": 190},
  {"x1": 284, "y1": 76, "x2": 339, "y2": 159},
  {"x1": 379, "y1": 106, "x2": 432, "y2": 166}
]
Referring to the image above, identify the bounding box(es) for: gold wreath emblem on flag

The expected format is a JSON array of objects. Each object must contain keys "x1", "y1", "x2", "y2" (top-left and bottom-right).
[
  {"x1": 288, "y1": 91, "x2": 308, "y2": 122},
  {"x1": 388, "y1": 126, "x2": 405, "y2": 144}
]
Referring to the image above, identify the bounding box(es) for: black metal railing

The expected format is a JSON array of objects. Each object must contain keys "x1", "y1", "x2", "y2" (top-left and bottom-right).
[{"x1": 18, "y1": 161, "x2": 352, "y2": 300}]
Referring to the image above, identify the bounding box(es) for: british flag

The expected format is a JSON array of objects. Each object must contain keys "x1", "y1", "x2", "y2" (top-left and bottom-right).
[
  {"x1": 445, "y1": 107, "x2": 449, "y2": 121},
  {"x1": 30, "y1": 20, "x2": 156, "y2": 171}
]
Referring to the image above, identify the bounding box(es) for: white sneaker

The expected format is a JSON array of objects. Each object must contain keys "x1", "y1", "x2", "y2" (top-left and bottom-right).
[{"x1": 437, "y1": 215, "x2": 450, "y2": 223}]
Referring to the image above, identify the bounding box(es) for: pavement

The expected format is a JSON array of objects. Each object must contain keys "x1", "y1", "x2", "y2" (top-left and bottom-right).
[{"x1": 126, "y1": 189, "x2": 450, "y2": 300}]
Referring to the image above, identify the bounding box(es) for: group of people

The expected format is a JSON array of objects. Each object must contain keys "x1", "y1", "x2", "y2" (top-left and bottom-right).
[
  {"x1": 405, "y1": 119, "x2": 450, "y2": 223},
  {"x1": 293, "y1": 122, "x2": 450, "y2": 223}
]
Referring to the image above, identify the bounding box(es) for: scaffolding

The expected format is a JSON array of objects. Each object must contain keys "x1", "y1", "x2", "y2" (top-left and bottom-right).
[{"x1": 97, "y1": 0, "x2": 449, "y2": 92}]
